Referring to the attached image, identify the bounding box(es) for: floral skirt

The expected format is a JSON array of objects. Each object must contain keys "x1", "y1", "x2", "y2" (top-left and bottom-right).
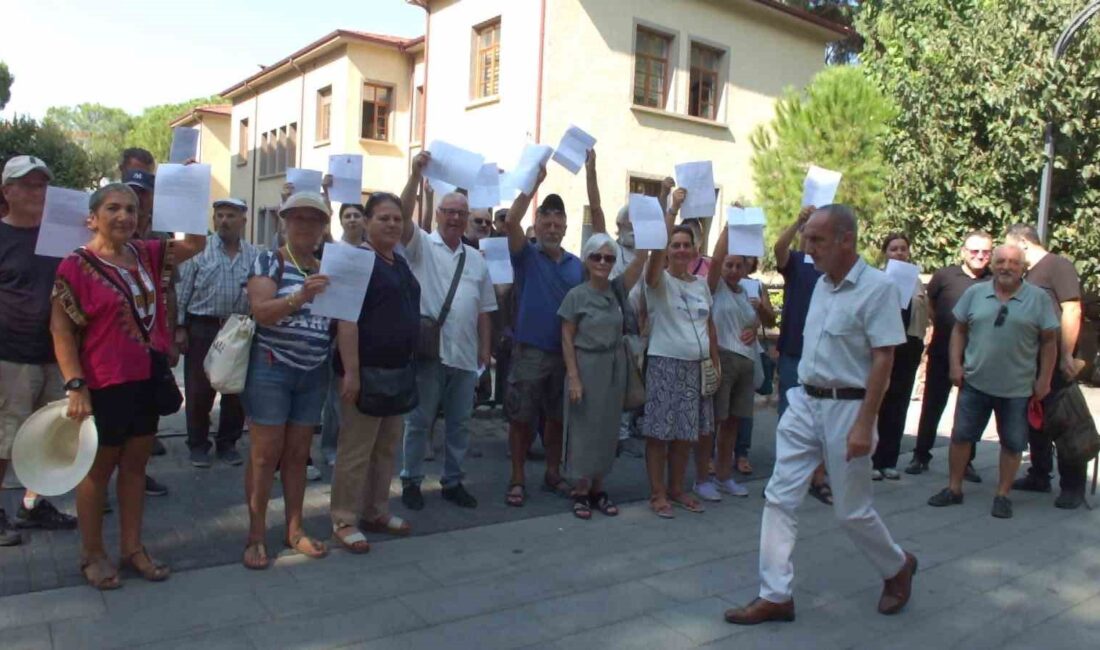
[{"x1": 642, "y1": 356, "x2": 714, "y2": 442}]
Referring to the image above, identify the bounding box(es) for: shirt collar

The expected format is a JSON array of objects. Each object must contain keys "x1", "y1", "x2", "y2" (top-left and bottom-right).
[
  {"x1": 429, "y1": 229, "x2": 464, "y2": 255},
  {"x1": 981, "y1": 280, "x2": 1026, "y2": 302},
  {"x1": 823, "y1": 257, "x2": 868, "y2": 291},
  {"x1": 535, "y1": 242, "x2": 576, "y2": 266}
]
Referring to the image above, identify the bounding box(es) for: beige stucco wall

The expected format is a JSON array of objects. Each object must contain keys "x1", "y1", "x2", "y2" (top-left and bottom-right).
[{"x1": 197, "y1": 114, "x2": 231, "y2": 205}]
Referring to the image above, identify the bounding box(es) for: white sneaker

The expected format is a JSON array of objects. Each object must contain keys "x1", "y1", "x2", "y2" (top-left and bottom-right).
[
  {"x1": 872, "y1": 469, "x2": 884, "y2": 481},
  {"x1": 693, "y1": 480, "x2": 722, "y2": 502},
  {"x1": 881, "y1": 467, "x2": 901, "y2": 480},
  {"x1": 306, "y1": 464, "x2": 322, "y2": 481},
  {"x1": 716, "y1": 477, "x2": 749, "y2": 497}
]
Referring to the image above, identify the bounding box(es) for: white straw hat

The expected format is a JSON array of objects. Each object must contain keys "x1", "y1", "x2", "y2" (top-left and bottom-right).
[{"x1": 12, "y1": 400, "x2": 98, "y2": 496}]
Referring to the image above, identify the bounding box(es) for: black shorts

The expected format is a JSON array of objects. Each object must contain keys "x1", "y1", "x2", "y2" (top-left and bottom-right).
[{"x1": 90, "y1": 380, "x2": 159, "y2": 447}]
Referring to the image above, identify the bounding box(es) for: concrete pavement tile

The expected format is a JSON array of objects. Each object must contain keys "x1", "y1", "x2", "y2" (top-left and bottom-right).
[
  {"x1": 524, "y1": 581, "x2": 669, "y2": 636},
  {"x1": 353, "y1": 607, "x2": 555, "y2": 650},
  {"x1": 101, "y1": 562, "x2": 296, "y2": 612},
  {"x1": 131, "y1": 627, "x2": 257, "y2": 650},
  {"x1": 243, "y1": 598, "x2": 426, "y2": 650},
  {"x1": 0, "y1": 623, "x2": 52, "y2": 650},
  {"x1": 255, "y1": 562, "x2": 438, "y2": 618},
  {"x1": 416, "y1": 548, "x2": 526, "y2": 586},
  {"x1": 641, "y1": 557, "x2": 759, "y2": 603},
  {"x1": 651, "y1": 596, "x2": 742, "y2": 645},
  {"x1": 0, "y1": 585, "x2": 105, "y2": 631},
  {"x1": 543, "y1": 614, "x2": 695, "y2": 650},
  {"x1": 399, "y1": 566, "x2": 575, "y2": 625},
  {"x1": 695, "y1": 618, "x2": 844, "y2": 650}
]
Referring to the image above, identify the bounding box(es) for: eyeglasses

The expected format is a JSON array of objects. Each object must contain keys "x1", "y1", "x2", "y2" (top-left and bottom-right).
[
  {"x1": 472, "y1": 217, "x2": 490, "y2": 226},
  {"x1": 587, "y1": 253, "x2": 616, "y2": 264},
  {"x1": 966, "y1": 248, "x2": 992, "y2": 257},
  {"x1": 439, "y1": 208, "x2": 470, "y2": 219},
  {"x1": 994, "y1": 304, "x2": 1008, "y2": 327}
]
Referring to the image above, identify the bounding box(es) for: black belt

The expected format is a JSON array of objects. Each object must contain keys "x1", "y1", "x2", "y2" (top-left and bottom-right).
[{"x1": 803, "y1": 385, "x2": 866, "y2": 400}]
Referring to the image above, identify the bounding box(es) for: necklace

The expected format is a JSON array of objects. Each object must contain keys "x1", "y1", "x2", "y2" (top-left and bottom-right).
[{"x1": 284, "y1": 246, "x2": 312, "y2": 276}]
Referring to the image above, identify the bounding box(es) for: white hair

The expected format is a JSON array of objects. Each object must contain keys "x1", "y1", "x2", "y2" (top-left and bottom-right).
[
  {"x1": 615, "y1": 205, "x2": 630, "y2": 225},
  {"x1": 581, "y1": 233, "x2": 619, "y2": 262}
]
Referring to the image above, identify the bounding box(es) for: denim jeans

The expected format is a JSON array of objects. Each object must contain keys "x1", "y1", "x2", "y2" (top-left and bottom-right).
[
  {"x1": 400, "y1": 360, "x2": 478, "y2": 488},
  {"x1": 777, "y1": 353, "x2": 802, "y2": 418},
  {"x1": 735, "y1": 416, "x2": 753, "y2": 458}
]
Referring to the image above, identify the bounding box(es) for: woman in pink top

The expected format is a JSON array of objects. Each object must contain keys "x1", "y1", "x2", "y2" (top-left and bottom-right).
[{"x1": 51, "y1": 183, "x2": 205, "y2": 590}]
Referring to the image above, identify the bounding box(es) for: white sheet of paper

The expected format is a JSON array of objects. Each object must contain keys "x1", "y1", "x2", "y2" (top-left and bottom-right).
[
  {"x1": 511, "y1": 144, "x2": 554, "y2": 195},
  {"x1": 674, "y1": 161, "x2": 717, "y2": 218},
  {"x1": 550, "y1": 125, "x2": 596, "y2": 174},
  {"x1": 310, "y1": 243, "x2": 376, "y2": 322},
  {"x1": 728, "y1": 225, "x2": 765, "y2": 257},
  {"x1": 327, "y1": 155, "x2": 363, "y2": 204},
  {"x1": 36, "y1": 187, "x2": 92, "y2": 258},
  {"x1": 168, "y1": 127, "x2": 199, "y2": 164},
  {"x1": 152, "y1": 163, "x2": 211, "y2": 235},
  {"x1": 885, "y1": 259, "x2": 921, "y2": 307},
  {"x1": 469, "y1": 163, "x2": 501, "y2": 209},
  {"x1": 726, "y1": 206, "x2": 767, "y2": 226},
  {"x1": 479, "y1": 237, "x2": 514, "y2": 285},
  {"x1": 628, "y1": 193, "x2": 668, "y2": 250},
  {"x1": 428, "y1": 176, "x2": 457, "y2": 197},
  {"x1": 286, "y1": 168, "x2": 323, "y2": 195},
  {"x1": 801, "y1": 165, "x2": 842, "y2": 208},
  {"x1": 804, "y1": 254, "x2": 815, "y2": 265},
  {"x1": 424, "y1": 140, "x2": 484, "y2": 190},
  {"x1": 738, "y1": 278, "x2": 762, "y2": 299}
]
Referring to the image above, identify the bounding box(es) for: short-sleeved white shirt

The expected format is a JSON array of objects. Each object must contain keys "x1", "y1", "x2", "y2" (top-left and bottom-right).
[
  {"x1": 645, "y1": 270, "x2": 713, "y2": 361},
  {"x1": 406, "y1": 227, "x2": 498, "y2": 372},
  {"x1": 713, "y1": 281, "x2": 758, "y2": 359},
  {"x1": 798, "y1": 258, "x2": 905, "y2": 388}
]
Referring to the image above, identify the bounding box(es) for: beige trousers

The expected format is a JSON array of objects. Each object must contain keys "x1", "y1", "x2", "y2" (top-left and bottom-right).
[
  {"x1": 0, "y1": 362, "x2": 64, "y2": 459},
  {"x1": 329, "y1": 405, "x2": 404, "y2": 528}
]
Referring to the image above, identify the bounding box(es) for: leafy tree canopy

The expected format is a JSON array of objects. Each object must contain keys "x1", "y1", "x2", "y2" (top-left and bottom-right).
[
  {"x1": 128, "y1": 96, "x2": 222, "y2": 164},
  {"x1": 44, "y1": 103, "x2": 133, "y2": 182},
  {"x1": 0, "y1": 62, "x2": 12, "y2": 111},
  {"x1": 0, "y1": 116, "x2": 97, "y2": 189}
]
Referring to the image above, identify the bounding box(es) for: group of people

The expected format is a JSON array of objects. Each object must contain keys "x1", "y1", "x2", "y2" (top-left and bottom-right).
[{"x1": 0, "y1": 144, "x2": 1093, "y2": 612}]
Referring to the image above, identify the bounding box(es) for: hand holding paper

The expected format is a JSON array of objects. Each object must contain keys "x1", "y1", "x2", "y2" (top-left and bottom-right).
[
  {"x1": 469, "y1": 163, "x2": 501, "y2": 209},
  {"x1": 36, "y1": 187, "x2": 93, "y2": 258},
  {"x1": 327, "y1": 155, "x2": 364, "y2": 204},
  {"x1": 480, "y1": 237, "x2": 514, "y2": 284},
  {"x1": 727, "y1": 206, "x2": 766, "y2": 257},
  {"x1": 424, "y1": 140, "x2": 484, "y2": 190},
  {"x1": 801, "y1": 165, "x2": 842, "y2": 208},
  {"x1": 310, "y1": 243, "x2": 377, "y2": 321},
  {"x1": 510, "y1": 144, "x2": 554, "y2": 196},
  {"x1": 168, "y1": 127, "x2": 199, "y2": 164},
  {"x1": 628, "y1": 194, "x2": 668, "y2": 250},
  {"x1": 885, "y1": 259, "x2": 921, "y2": 308},
  {"x1": 551, "y1": 125, "x2": 596, "y2": 174},
  {"x1": 674, "y1": 161, "x2": 717, "y2": 218},
  {"x1": 152, "y1": 163, "x2": 212, "y2": 235},
  {"x1": 286, "y1": 168, "x2": 323, "y2": 196}
]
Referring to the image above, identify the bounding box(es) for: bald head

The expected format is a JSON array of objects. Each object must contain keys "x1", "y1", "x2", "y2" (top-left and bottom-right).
[
  {"x1": 802, "y1": 203, "x2": 860, "y2": 280},
  {"x1": 992, "y1": 244, "x2": 1025, "y2": 265},
  {"x1": 990, "y1": 243, "x2": 1026, "y2": 290}
]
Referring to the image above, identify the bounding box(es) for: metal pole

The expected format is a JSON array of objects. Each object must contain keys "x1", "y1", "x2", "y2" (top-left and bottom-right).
[{"x1": 1037, "y1": 1, "x2": 1100, "y2": 245}]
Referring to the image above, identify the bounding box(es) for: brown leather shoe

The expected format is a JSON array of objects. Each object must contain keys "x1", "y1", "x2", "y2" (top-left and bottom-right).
[
  {"x1": 878, "y1": 551, "x2": 918, "y2": 615},
  {"x1": 724, "y1": 597, "x2": 795, "y2": 625}
]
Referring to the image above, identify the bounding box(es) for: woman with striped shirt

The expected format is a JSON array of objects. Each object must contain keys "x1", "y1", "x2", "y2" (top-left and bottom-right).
[{"x1": 241, "y1": 192, "x2": 333, "y2": 569}]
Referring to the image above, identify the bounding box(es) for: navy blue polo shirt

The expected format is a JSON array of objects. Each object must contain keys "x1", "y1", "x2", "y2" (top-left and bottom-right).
[
  {"x1": 511, "y1": 242, "x2": 583, "y2": 352},
  {"x1": 777, "y1": 250, "x2": 823, "y2": 358}
]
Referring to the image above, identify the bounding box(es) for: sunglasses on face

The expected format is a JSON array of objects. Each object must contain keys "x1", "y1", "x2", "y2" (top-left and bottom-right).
[
  {"x1": 472, "y1": 217, "x2": 490, "y2": 226},
  {"x1": 587, "y1": 253, "x2": 616, "y2": 264},
  {"x1": 995, "y1": 304, "x2": 1009, "y2": 327},
  {"x1": 439, "y1": 208, "x2": 470, "y2": 219},
  {"x1": 967, "y1": 249, "x2": 992, "y2": 257}
]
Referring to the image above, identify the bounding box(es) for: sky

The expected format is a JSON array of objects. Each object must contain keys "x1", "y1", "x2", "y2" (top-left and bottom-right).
[{"x1": 0, "y1": 0, "x2": 425, "y2": 119}]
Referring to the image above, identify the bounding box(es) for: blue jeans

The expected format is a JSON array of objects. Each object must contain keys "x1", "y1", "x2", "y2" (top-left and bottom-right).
[
  {"x1": 400, "y1": 360, "x2": 478, "y2": 488},
  {"x1": 241, "y1": 348, "x2": 330, "y2": 426},
  {"x1": 736, "y1": 416, "x2": 753, "y2": 458},
  {"x1": 777, "y1": 353, "x2": 802, "y2": 417},
  {"x1": 950, "y1": 383, "x2": 1028, "y2": 453}
]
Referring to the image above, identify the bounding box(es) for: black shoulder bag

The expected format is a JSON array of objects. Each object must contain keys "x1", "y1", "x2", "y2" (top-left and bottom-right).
[
  {"x1": 417, "y1": 246, "x2": 466, "y2": 361},
  {"x1": 358, "y1": 257, "x2": 420, "y2": 417}
]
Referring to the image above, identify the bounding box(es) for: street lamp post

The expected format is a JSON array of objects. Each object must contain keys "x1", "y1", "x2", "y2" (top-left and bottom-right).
[{"x1": 1036, "y1": 0, "x2": 1100, "y2": 244}]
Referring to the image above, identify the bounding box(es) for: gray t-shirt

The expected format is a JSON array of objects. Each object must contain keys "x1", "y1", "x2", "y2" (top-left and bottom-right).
[
  {"x1": 557, "y1": 277, "x2": 625, "y2": 352},
  {"x1": 0, "y1": 222, "x2": 60, "y2": 364}
]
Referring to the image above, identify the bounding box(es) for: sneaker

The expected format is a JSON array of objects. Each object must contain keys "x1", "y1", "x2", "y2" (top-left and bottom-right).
[
  {"x1": 1054, "y1": 489, "x2": 1085, "y2": 510},
  {"x1": 216, "y1": 447, "x2": 243, "y2": 467},
  {"x1": 305, "y1": 464, "x2": 322, "y2": 482},
  {"x1": 991, "y1": 495, "x2": 1013, "y2": 519},
  {"x1": 927, "y1": 487, "x2": 964, "y2": 507},
  {"x1": 441, "y1": 483, "x2": 478, "y2": 508},
  {"x1": 190, "y1": 448, "x2": 212, "y2": 468},
  {"x1": 963, "y1": 463, "x2": 983, "y2": 484},
  {"x1": 322, "y1": 449, "x2": 337, "y2": 467},
  {"x1": 151, "y1": 437, "x2": 167, "y2": 456},
  {"x1": 402, "y1": 483, "x2": 425, "y2": 511},
  {"x1": 144, "y1": 475, "x2": 168, "y2": 497},
  {"x1": 1012, "y1": 473, "x2": 1052, "y2": 493},
  {"x1": 872, "y1": 469, "x2": 884, "y2": 481},
  {"x1": 716, "y1": 477, "x2": 749, "y2": 497},
  {"x1": 0, "y1": 510, "x2": 24, "y2": 546},
  {"x1": 15, "y1": 499, "x2": 77, "y2": 530},
  {"x1": 904, "y1": 457, "x2": 929, "y2": 475},
  {"x1": 693, "y1": 480, "x2": 722, "y2": 502},
  {"x1": 881, "y1": 468, "x2": 901, "y2": 480}
]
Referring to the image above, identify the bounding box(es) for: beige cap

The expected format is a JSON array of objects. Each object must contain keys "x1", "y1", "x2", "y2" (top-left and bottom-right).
[
  {"x1": 279, "y1": 191, "x2": 331, "y2": 218},
  {"x1": 2, "y1": 155, "x2": 53, "y2": 185}
]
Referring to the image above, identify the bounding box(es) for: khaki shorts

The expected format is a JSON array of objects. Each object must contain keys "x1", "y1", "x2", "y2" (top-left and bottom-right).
[
  {"x1": 505, "y1": 344, "x2": 565, "y2": 424},
  {"x1": 0, "y1": 361, "x2": 64, "y2": 459},
  {"x1": 714, "y1": 350, "x2": 755, "y2": 421}
]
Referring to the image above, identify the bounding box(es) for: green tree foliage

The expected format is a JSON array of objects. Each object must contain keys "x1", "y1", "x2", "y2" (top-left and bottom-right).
[
  {"x1": 0, "y1": 116, "x2": 97, "y2": 189},
  {"x1": 128, "y1": 96, "x2": 222, "y2": 163},
  {"x1": 784, "y1": 0, "x2": 864, "y2": 63},
  {"x1": 858, "y1": 0, "x2": 1100, "y2": 287},
  {"x1": 44, "y1": 103, "x2": 134, "y2": 182},
  {"x1": 750, "y1": 65, "x2": 896, "y2": 257},
  {"x1": 0, "y1": 62, "x2": 13, "y2": 111}
]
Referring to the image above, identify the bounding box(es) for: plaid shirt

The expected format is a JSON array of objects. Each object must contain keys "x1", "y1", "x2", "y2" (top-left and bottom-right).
[{"x1": 176, "y1": 235, "x2": 259, "y2": 324}]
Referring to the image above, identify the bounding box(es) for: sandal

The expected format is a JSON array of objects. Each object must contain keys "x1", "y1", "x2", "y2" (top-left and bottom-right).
[
  {"x1": 541, "y1": 476, "x2": 572, "y2": 499},
  {"x1": 737, "y1": 457, "x2": 754, "y2": 475},
  {"x1": 809, "y1": 481, "x2": 834, "y2": 506},
  {"x1": 80, "y1": 556, "x2": 121, "y2": 591},
  {"x1": 650, "y1": 496, "x2": 675, "y2": 519},
  {"x1": 242, "y1": 542, "x2": 270, "y2": 570},
  {"x1": 286, "y1": 533, "x2": 328, "y2": 559},
  {"x1": 670, "y1": 493, "x2": 705, "y2": 514},
  {"x1": 361, "y1": 515, "x2": 411, "y2": 537},
  {"x1": 591, "y1": 491, "x2": 619, "y2": 517},
  {"x1": 333, "y1": 525, "x2": 371, "y2": 554},
  {"x1": 572, "y1": 494, "x2": 592, "y2": 520},
  {"x1": 121, "y1": 546, "x2": 170, "y2": 582},
  {"x1": 505, "y1": 483, "x2": 526, "y2": 508}
]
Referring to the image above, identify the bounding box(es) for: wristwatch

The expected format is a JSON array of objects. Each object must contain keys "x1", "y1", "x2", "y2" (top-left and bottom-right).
[{"x1": 64, "y1": 378, "x2": 86, "y2": 392}]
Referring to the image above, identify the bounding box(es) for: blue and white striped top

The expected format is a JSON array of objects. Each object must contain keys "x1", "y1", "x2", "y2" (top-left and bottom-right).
[{"x1": 250, "y1": 250, "x2": 332, "y2": 370}]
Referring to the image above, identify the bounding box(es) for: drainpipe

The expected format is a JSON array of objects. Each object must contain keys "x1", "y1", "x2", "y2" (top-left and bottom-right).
[
  {"x1": 410, "y1": 0, "x2": 432, "y2": 225},
  {"x1": 532, "y1": 0, "x2": 547, "y2": 214},
  {"x1": 244, "y1": 80, "x2": 260, "y2": 243}
]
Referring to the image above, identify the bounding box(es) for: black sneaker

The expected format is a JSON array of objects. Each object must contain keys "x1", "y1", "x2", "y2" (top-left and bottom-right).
[
  {"x1": 963, "y1": 463, "x2": 983, "y2": 484},
  {"x1": 1054, "y1": 489, "x2": 1085, "y2": 510},
  {"x1": 190, "y1": 448, "x2": 212, "y2": 468},
  {"x1": 991, "y1": 495, "x2": 1013, "y2": 519},
  {"x1": 904, "y1": 457, "x2": 929, "y2": 475},
  {"x1": 0, "y1": 509, "x2": 23, "y2": 546},
  {"x1": 442, "y1": 483, "x2": 478, "y2": 508},
  {"x1": 402, "y1": 484, "x2": 425, "y2": 511},
  {"x1": 144, "y1": 475, "x2": 169, "y2": 496},
  {"x1": 1012, "y1": 474, "x2": 1051, "y2": 493},
  {"x1": 151, "y1": 438, "x2": 167, "y2": 456},
  {"x1": 15, "y1": 499, "x2": 77, "y2": 530},
  {"x1": 927, "y1": 487, "x2": 964, "y2": 507},
  {"x1": 216, "y1": 447, "x2": 243, "y2": 467}
]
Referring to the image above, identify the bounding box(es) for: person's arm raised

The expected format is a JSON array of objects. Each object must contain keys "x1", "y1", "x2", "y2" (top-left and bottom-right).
[
  {"x1": 506, "y1": 165, "x2": 547, "y2": 255},
  {"x1": 586, "y1": 149, "x2": 606, "y2": 235},
  {"x1": 173, "y1": 234, "x2": 208, "y2": 265},
  {"x1": 774, "y1": 205, "x2": 813, "y2": 271},
  {"x1": 645, "y1": 177, "x2": 680, "y2": 289},
  {"x1": 707, "y1": 223, "x2": 729, "y2": 294},
  {"x1": 621, "y1": 249, "x2": 650, "y2": 293},
  {"x1": 401, "y1": 152, "x2": 431, "y2": 245}
]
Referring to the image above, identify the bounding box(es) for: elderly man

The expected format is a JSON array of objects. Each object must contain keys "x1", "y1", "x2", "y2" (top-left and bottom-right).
[
  {"x1": 725, "y1": 205, "x2": 916, "y2": 625},
  {"x1": 464, "y1": 208, "x2": 493, "y2": 248},
  {"x1": 0, "y1": 156, "x2": 80, "y2": 544},
  {"x1": 176, "y1": 198, "x2": 258, "y2": 468},
  {"x1": 906, "y1": 230, "x2": 993, "y2": 480},
  {"x1": 398, "y1": 153, "x2": 497, "y2": 510},
  {"x1": 1003, "y1": 225, "x2": 1090, "y2": 508},
  {"x1": 928, "y1": 245, "x2": 1058, "y2": 518}
]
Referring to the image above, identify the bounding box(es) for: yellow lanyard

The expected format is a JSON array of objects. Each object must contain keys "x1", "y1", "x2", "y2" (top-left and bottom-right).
[{"x1": 284, "y1": 246, "x2": 311, "y2": 276}]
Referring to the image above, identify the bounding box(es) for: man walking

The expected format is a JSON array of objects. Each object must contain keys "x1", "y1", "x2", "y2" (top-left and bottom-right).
[
  {"x1": 176, "y1": 198, "x2": 257, "y2": 468},
  {"x1": 725, "y1": 205, "x2": 916, "y2": 625},
  {"x1": 927, "y1": 245, "x2": 1058, "y2": 518}
]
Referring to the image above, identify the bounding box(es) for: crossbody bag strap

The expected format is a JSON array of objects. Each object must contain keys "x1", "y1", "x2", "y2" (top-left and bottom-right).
[
  {"x1": 75, "y1": 247, "x2": 152, "y2": 343},
  {"x1": 681, "y1": 292, "x2": 707, "y2": 361},
  {"x1": 436, "y1": 246, "x2": 466, "y2": 328}
]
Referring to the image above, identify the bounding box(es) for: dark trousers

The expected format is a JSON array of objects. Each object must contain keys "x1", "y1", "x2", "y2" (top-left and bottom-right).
[
  {"x1": 493, "y1": 336, "x2": 512, "y2": 406},
  {"x1": 1026, "y1": 371, "x2": 1089, "y2": 491},
  {"x1": 874, "y1": 336, "x2": 924, "y2": 469},
  {"x1": 912, "y1": 352, "x2": 976, "y2": 464},
  {"x1": 184, "y1": 317, "x2": 245, "y2": 452}
]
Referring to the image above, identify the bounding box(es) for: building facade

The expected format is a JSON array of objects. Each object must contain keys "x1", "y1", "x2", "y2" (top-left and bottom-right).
[{"x1": 169, "y1": 104, "x2": 233, "y2": 212}]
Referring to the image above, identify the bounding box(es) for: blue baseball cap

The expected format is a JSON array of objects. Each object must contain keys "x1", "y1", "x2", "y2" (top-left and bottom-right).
[{"x1": 122, "y1": 169, "x2": 155, "y2": 192}]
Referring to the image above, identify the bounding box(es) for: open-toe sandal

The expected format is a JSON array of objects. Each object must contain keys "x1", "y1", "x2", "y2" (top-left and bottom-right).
[
  {"x1": 287, "y1": 533, "x2": 328, "y2": 559},
  {"x1": 737, "y1": 458, "x2": 754, "y2": 475},
  {"x1": 809, "y1": 482, "x2": 834, "y2": 506},
  {"x1": 572, "y1": 494, "x2": 592, "y2": 520},
  {"x1": 591, "y1": 491, "x2": 619, "y2": 517},
  {"x1": 122, "y1": 546, "x2": 170, "y2": 582},
  {"x1": 505, "y1": 483, "x2": 527, "y2": 508},
  {"x1": 333, "y1": 525, "x2": 371, "y2": 554},
  {"x1": 80, "y1": 556, "x2": 121, "y2": 591},
  {"x1": 541, "y1": 476, "x2": 572, "y2": 499},
  {"x1": 242, "y1": 542, "x2": 270, "y2": 570},
  {"x1": 670, "y1": 494, "x2": 705, "y2": 514},
  {"x1": 650, "y1": 496, "x2": 675, "y2": 519},
  {"x1": 361, "y1": 515, "x2": 411, "y2": 537}
]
